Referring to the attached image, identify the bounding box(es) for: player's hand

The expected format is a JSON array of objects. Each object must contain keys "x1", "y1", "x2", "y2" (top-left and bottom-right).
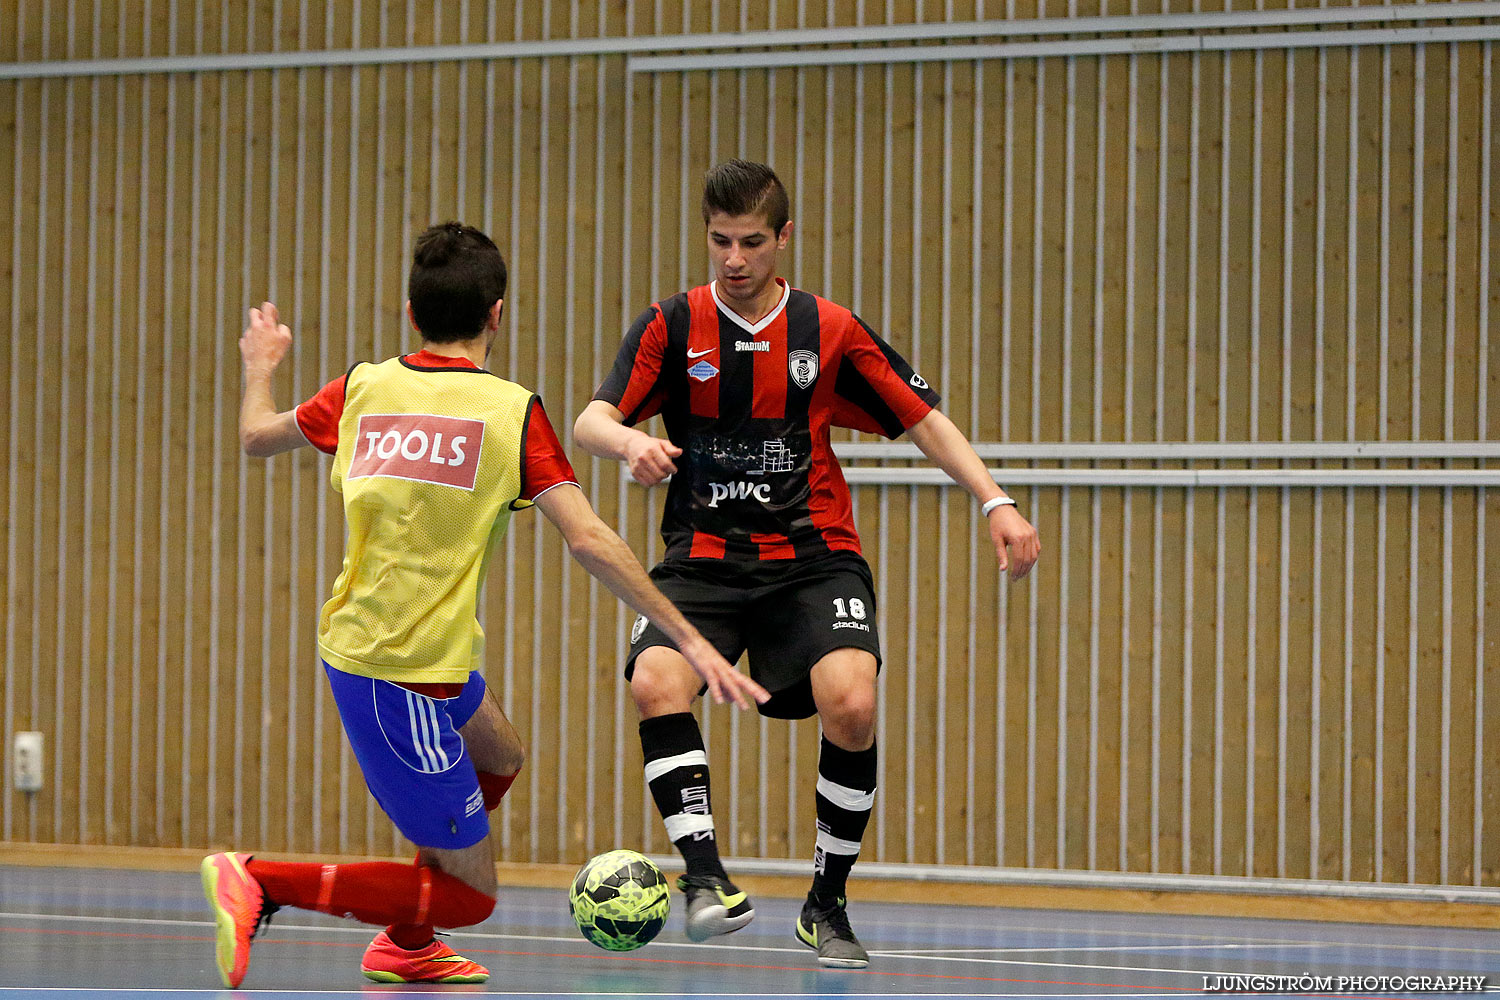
[
  {"x1": 679, "y1": 635, "x2": 770, "y2": 711},
  {"x1": 989, "y1": 505, "x2": 1040, "y2": 580},
  {"x1": 623, "y1": 433, "x2": 682, "y2": 487},
  {"x1": 240, "y1": 301, "x2": 292, "y2": 376}
]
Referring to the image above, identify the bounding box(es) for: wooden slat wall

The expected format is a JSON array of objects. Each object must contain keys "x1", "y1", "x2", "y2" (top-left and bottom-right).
[{"x1": 0, "y1": 0, "x2": 1496, "y2": 888}]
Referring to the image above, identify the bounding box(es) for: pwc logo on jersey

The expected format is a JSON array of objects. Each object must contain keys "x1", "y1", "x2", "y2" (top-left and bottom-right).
[
  {"x1": 707, "y1": 480, "x2": 773, "y2": 507},
  {"x1": 348, "y1": 413, "x2": 485, "y2": 491}
]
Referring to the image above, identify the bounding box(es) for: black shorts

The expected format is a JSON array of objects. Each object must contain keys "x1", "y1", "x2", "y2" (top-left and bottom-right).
[{"x1": 624, "y1": 551, "x2": 882, "y2": 720}]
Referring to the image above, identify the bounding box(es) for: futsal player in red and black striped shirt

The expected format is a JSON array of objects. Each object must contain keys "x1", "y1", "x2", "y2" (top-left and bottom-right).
[{"x1": 575, "y1": 160, "x2": 1040, "y2": 968}]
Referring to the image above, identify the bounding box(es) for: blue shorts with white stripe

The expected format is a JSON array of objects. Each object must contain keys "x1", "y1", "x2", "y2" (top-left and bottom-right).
[{"x1": 323, "y1": 661, "x2": 490, "y2": 850}]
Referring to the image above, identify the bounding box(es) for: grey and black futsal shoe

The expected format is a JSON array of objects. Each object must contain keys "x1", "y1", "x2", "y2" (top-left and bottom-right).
[
  {"x1": 795, "y1": 896, "x2": 869, "y2": 969},
  {"x1": 675, "y1": 873, "x2": 755, "y2": 941}
]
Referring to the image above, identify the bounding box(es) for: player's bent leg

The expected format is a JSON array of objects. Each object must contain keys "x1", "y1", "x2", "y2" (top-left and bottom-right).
[
  {"x1": 632, "y1": 647, "x2": 754, "y2": 940},
  {"x1": 314, "y1": 664, "x2": 499, "y2": 982},
  {"x1": 360, "y1": 836, "x2": 497, "y2": 985},
  {"x1": 800, "y1": 649, "x2": 879, "y2": 969},
  {"x1": 203, "y1": 850, "x2": 499, "y2": 987},
  {"x1": 385, "y1": 677, "x2": 521, "y2": 957}
]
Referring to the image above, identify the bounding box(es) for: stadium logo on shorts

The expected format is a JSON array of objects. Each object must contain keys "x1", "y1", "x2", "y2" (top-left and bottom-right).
[
  {"x1": 910, "y1": 372, "x2": 929, "y2": 390},
  {"x1": 788, "y1": 350, "x2": 819, "y2": 389},
  {"x1": 631, "y1": 615, "x2": 648, "y2": 644}
]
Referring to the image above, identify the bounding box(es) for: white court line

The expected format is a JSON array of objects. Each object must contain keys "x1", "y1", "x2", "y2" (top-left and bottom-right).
[
  {"x1": 866, "y1": 938, "x2": 1500, "y2": 959},
  {"x1": 881, "y1": 943, "x2": 1330, "y2": 955},
  {"x1": 0, "y1": 910, "x2": 1217, "y2": 977},
  {"x1": 832, "y1": 919, "x2": 1500, "y2": 957},
  {"x1": 0, "y1": 909, "x2": 1216, "y2": 979},
  {"x1": 4, "y1": 909, "x2": 1494, "y2": 961}
]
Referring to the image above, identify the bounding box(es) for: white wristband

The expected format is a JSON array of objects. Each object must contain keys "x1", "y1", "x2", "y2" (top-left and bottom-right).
[{"x1": 981, "y1": 496, "x2": 1016, "y2": 517}]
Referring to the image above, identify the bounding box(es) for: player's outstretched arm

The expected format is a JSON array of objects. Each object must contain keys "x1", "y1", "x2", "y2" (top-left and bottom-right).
[
  {"x1": 238, "y1": 301, "x2": 309, "y2": 458},
  {"x1": 905, "y1": 409, "x2": 1041, "y2": 580},
  {"x1": 534, "y1": 482, "x2": 770, "y2": 710},
  {"x1": 573, "y1": 400, "x2": 682, "y2": 487}
]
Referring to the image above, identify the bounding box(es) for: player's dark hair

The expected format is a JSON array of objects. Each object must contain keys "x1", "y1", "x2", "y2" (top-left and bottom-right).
[
  {"x1": 407, "y1": 221, "x2": 507, "y2": 343},
  {"x1": 701, "y1": 159, "x2": 790, "y2": 235}
]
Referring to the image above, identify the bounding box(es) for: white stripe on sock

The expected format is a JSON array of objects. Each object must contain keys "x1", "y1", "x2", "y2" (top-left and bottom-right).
[
  {"x1": 663, "y1": 812, "x2": 715, "y2": 841},
  {"x1": 816, "y1": 775, "x2": 876, "y2": 812},
  {"x1": 643, "y1": 749, "x2": 708, "y2": 784},
  {"x1": 815, "y1": 828, "x2": 864, "y2": 856}
]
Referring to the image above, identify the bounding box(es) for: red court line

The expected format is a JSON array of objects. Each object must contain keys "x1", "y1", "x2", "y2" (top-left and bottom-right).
[
  {"x1": 0, "y1": 926, "x2": 211, "y2": 943},
  {"x1": 2, "y1": 923, "x2": 1201, "y2": 992}
]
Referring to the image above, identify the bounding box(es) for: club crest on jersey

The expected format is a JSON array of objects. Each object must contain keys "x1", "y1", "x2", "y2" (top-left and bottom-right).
[
  {"x1": 688, "y1": 359, "x2": 719, "y2": 382},
  {"x1": 348, "y1": 413, "x2": 485, "y2": 490},
  {"x1": 788, "y1": 350, "x2": 819, "y2": 389}
]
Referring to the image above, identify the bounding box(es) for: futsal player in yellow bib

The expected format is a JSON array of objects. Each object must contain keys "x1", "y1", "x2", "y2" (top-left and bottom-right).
[{"x1": 201, "y1": 223, "x2": 768, "y2": 989}]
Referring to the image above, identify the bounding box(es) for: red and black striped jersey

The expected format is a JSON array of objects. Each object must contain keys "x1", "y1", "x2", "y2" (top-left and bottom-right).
[{"x1": 594, "y1": 279, "x2": 940, "y2": 563}]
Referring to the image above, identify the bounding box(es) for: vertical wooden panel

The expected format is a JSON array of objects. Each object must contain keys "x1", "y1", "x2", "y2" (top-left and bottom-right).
[
  {"x1": 158, "y1": 66, "x2": 190, "y2": 848},
  {"x1": 0, "y1": 68, "x2": 20, "y2": 842},
  {"x1": 31, "y1": 73, "x2": 61, "y2": 848},
  {"x1": 1444, "y1": 60, "x2": 1484, "y2": 895},
  {"x1": 1, "y1": 28, "x2": 31, "y2": 843},
  {"x1": 58, "y1": 69, "x2": 90, "y2": 846}
]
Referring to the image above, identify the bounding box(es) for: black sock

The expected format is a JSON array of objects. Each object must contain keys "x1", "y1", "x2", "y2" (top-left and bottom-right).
[
  {"x1": 810, "y1": 736, "x2": 877, "y2": 905},
  {"x1": 640, "y1": 712, "x2": 725, "y2": 880}
]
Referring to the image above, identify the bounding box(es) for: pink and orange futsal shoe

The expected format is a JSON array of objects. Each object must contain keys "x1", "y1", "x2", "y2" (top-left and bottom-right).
[
  {"x1": 361, "y1": 930, "x2": 491, "y2": 983},
  {"x1": 200, "y1": 852, "x2": 277, "y2": 988}
]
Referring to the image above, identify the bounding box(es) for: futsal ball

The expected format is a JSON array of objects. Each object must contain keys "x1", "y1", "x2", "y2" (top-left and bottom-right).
[{"x1": 568, "y1": 849, "x2": 671, "y2": 951}]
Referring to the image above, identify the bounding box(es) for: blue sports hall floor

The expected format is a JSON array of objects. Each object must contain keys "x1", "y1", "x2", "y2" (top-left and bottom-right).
[{"x1": 0, "y1": 864, "x2": 1495, "y2": 998}]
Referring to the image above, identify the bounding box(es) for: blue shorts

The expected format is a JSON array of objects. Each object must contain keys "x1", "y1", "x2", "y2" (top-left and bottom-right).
[{"x1": 323, "y1": 662, "x2": 490, "y2": 850}]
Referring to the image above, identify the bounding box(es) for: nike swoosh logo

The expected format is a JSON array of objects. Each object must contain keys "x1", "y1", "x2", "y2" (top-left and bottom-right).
[{"x1": 687, "y1": 347, "x2": 717, "y2": 358}]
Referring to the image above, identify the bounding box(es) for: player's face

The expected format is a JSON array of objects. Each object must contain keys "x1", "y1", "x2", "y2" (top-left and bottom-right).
[{"x1": 706, "y1": 211, "x2": 791, "y2": 309}]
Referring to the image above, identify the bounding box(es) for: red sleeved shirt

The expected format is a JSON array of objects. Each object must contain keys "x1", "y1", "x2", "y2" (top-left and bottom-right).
[{"x1": 296, "y1": 349, "x2": 577, "y2": 502}]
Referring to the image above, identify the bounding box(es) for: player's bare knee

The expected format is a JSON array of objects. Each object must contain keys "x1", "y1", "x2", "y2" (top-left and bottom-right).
[
  {"x1": 629, "y1": 672, "x2": 675, "y2": 717},
  {"x1": 472, "y1": 872, "x2": 500, "y2": 904},
  {"x1": 468, "y1": 740, "x2": 524, "y2": 782},
  {"x1": 630, "y1": 651, "x2": 696, "y2": 717},
  {"x1": 824, "y1": 714, "x2": 875, "y2": 752},
  {"x1": 498, "y1": 741, "x2": 525, "y2": 777},
  {"x1": 821, "y1": 690, "x2": 876, "y2": 750},
  {"x1": 454, "y1": 854, "x2": 500, "y2": 900},
  {"x1": 493, "y1": 716, "x2": 526, "y2": 775}
]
